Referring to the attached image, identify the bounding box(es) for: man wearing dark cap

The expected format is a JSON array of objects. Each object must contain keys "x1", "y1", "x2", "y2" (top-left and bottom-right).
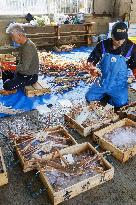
[{"x1": 85, "y1": 22, "x2": 136, "y2": 107}]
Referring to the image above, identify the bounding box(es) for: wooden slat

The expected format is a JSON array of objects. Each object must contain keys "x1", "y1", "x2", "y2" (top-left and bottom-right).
[
  {"x1": 71, "y1": 31, "x2": 86, "y2": 33},
  {"x1": 0, "y1": 89, "x2": 17, "y2": 95},
  {"x1": 59, "y1": 34, "x2": 92, "y2": 38},
  {"x1": 26, "y1": 32, "x2": 56, "y2": 36},
  {"x1": 29, "y1": 36, "x2": 57, "y2": 40},
  {"x1": 32, "y1": 82, "x2": 43, "y2": 90},
  {"x1": 25, "y1": 85, "x2": 35, "y2": 97},
  {"x1": 37, "y1": 80, "x2": 48, "y2": 89},
  {"x1": 0, "y1": 147, "x2": 8, "y2": 186},
  {"x1": 25, "y1": 85, "x2": 34, "y2": 90},
  {"x1": 60, "y1": 31, "x2": 86, "y2": 35},
  {"x1": 25, "y1": 81, "x2": 51, "y2": 97},
  {"x1": 37, "y1": 43, "x2": 55, "y2": 47}
]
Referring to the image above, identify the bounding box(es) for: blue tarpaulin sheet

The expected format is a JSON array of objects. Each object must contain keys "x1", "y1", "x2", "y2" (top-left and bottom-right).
[{"x1": 0, "y1": 46, "x2": 93, "y2": 117}]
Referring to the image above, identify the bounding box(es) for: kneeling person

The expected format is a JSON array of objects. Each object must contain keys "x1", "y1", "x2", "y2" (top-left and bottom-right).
[
  {"x1": 2, "y1": 24, "x2": 39, "y2": 92},
  {"x1": 85, "y1": 22, "x2": 136, "y2": 108}
]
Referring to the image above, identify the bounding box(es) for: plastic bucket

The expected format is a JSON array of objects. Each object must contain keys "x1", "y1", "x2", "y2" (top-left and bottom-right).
[
  {"x1": 92, "y1": 35, "x2": 98, "y2": 43},
  {"x1": 99, "y1": 34, "x2": 107, "y2": 41}
]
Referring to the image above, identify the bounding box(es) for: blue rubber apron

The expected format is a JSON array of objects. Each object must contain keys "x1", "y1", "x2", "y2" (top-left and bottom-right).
[{"x1": 85, "y1": 42, "x2": 134, "y2": 107}]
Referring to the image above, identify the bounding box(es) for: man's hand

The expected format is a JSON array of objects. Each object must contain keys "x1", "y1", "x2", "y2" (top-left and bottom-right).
[{"x1": 80, "y1": 60, "x2": 102, "y2": 77}]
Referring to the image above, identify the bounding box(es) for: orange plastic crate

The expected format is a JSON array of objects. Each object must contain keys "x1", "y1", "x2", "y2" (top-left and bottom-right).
[{"x1": 1, "y1": 61, "x2": 16, "y2": 71}]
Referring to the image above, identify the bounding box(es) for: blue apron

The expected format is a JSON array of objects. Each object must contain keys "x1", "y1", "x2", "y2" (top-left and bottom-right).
[{"x1": 85, "y1": 42, "x2": 134, "y2": 107}]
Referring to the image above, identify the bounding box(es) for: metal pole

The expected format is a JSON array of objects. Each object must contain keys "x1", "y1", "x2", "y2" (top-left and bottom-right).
[
  {"x1": 60, "y1": 0, "x2": 61, "y2": 13},
  {"x1": 86, "y1": 0, "x2": 88, "y2": 13},
  {"x1": 77, "y1": 0, "x2": 78, "y2": 13},
  {"x1": 65, "y1": 0, "x2": 66, "y2": 14}
]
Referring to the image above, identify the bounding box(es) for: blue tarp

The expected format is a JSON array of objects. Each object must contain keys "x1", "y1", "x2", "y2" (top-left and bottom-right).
[{"x1": 0, "y1": 46, "x2": 93, "y2": 117}]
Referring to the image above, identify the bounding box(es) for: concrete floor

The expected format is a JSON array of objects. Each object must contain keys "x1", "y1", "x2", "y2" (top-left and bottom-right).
[{"x1": 0, "y1": 91, "x2": 136, "y2": 205}]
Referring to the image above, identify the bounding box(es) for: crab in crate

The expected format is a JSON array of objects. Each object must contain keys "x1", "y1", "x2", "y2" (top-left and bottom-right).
[
  {"x1": 65, "y1": 101, "x2": 119, "y2": 136},
  {"x1": 9, "y1": 126, "x2": 76, "y2": 172},
  {"x1": 35, "y1": 143, "x2": 114, "y2": 205},
  {"x1": 37, "y1": 146, "x2": 111, "y2": 192},
  {"x1": 121, "y1": 102, "x2": 136, "y2": 117},
  {"x1": 73, "y1": 102, "x2": 113, "y2": 127},
  {"x1": 124, "y1": 106, "x2": 136, "y2": 115}
]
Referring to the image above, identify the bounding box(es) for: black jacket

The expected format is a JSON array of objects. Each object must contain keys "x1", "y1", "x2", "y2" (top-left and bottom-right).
[{"x1": 87, "y1": 38, "x2": 136, "y2": 70}]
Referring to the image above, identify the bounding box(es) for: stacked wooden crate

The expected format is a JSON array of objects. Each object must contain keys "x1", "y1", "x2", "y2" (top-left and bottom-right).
[
  {"x1": 24, "y1": 24, "x2": 93, "y2": 47},
  {"x1": 64, "y1": 101, "x2": 136, "y2": 163},
  {"x1": 7, "y1": 101, "x2": 136, "y2": 204},
  {"x1": 11, "y1": 125, "x2": 114, "y2": 204},
  {"x1": 0, "y1": 147, "x2": 8, "y2": 186}
]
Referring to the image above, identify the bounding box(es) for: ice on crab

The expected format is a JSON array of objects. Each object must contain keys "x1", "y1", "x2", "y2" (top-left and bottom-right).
[
  {"x1": 75, "y1": 107, "x2": 90, "y2": 124},
  {"x1": 36, "y1": 104, "x2": 51, "y2": 115}
]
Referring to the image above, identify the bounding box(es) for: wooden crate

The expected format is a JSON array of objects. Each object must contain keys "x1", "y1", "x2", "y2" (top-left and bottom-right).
[
  {"x1": 0, "y1": 54, "x2": 16, "y2": 61},
  {"x1": 0, "y1": 147, "x2": 8, "y2": 186},
  {"x1": 129, "y1": 86, "x2": 136, "y2": 93},
  {"x1": 14, "y1": 125, "x2": 77, "y2": 172},
  {"x1": 0, "y1": 89, "x2": 17, "y2": 95},
  {"x1": 38, "y1": 142, "x2": 114, "y2": 205},
  {"x1": 25, "y1": 80, "x2": 51, "y2": 97},
  {"x1": 0, "y1": 54, "x2": 16, "y2": 71},
  {"x1": 24, "y1": 24, "x2": 92, "y2": 47},
  {"x1": 94, "y1": 118, "x2": 136, "y2": 162},
  {"x1": 64, "y1": 103, "x2": 119, "y2": 137},
  {"x1": 119, "y1": 102, "x2": 136, "y2": 121}
]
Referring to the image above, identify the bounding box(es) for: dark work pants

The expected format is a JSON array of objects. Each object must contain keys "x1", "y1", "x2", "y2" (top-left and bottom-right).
[{"x1": 2, "y1": 71, "x2": 38, "y2": 91}]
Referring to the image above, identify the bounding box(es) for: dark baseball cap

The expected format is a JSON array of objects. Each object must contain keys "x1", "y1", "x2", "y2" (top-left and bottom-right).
[{"x1": 112, "y1": 22, "x2": 128, "y2": 40}]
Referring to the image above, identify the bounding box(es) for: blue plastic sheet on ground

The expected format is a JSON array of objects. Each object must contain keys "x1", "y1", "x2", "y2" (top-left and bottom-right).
[{"x1": 0, "y1": 46, "x2": 93, "y2": 118}]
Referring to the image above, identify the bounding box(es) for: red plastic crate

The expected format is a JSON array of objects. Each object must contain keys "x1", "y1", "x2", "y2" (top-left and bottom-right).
[{"x1": 1, "y1": 61, "x2": 16, "y2": 71}]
